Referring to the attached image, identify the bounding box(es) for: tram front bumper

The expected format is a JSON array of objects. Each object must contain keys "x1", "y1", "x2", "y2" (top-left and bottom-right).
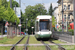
[{"x1": 35, "y1": 34, "x2": 51, "y2": 38}]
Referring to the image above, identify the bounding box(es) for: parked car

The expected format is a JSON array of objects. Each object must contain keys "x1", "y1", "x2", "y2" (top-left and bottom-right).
[
  {"x1": 12, "y1": 31, "x2": 25, "y2": 35},
  {"x1": 18, "y1": 32, "x2": 24, "y2": 35}
]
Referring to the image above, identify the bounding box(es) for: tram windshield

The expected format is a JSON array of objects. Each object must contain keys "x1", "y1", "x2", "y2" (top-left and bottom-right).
[{"x1": 40, "y1": 19, "x2": 50, "y2": 31}]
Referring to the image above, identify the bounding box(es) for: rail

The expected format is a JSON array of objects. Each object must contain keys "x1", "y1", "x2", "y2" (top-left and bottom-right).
[
  {"x1": 10, "y1": 36, "x2": 25, "y2": 50},
  {"x1": 49, "y1": 41, "x2": 66, "y2": 50},
  {"x1": 41, "y1": 41, "x2": 51, "y2": 50},
  {"x1": 24, "y1": 35, "x2": 30, "y2": 50}
]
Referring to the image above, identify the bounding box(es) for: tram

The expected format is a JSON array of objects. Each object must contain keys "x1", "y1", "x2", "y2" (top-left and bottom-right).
[{"x1": 35, "y1": 15, "x2": 52, "y2": 39}]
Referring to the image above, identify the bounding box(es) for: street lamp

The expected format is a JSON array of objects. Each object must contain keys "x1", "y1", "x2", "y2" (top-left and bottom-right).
[
  {"x1": 32, "y1": 27, "x2": 34, "y2": 35},
  {"x1": 26, "y1": 18, "x2": 28, "y2": 35},
  {"x1": 10, "y1": 0, "x2": 12, "y2": 8}
]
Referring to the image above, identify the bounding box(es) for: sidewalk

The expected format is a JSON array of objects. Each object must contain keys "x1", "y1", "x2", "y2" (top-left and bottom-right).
[
  {"x1": 0, "y1": 43, "x2": 75, "y2": 46},
  {"x1": 0, "y1": 35, "x2": 7, "y2": 38}
]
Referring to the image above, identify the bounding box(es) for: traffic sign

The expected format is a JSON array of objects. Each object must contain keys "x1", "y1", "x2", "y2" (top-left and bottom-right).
[
  {"x1": 14, "y1": 7, "x2": 21, "y2": 18},
  {"x1": 26, "y1": 29, "x2": 28, "y2": 31},
  {"x1": 5, "y1": 30, "x2": 7, "y2": 33},
  {"x1": 32, "y1": 27, "x2": 34, "y2": 29},
  {"x1": 5, "y1": 22, "x2": 9, "y2": 28},
  {"x1": 18, "y1": 24, "x2": 22, "y2": 27}
]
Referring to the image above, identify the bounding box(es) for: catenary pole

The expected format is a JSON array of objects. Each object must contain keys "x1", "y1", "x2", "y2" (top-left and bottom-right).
[
  {"x1": 62, "y1": 0, "x2": 64, "y2": 32},
  {"x1": 15, "y1": 5, "x2": 17, "y2": 36},
  {"x1": 10, "y1": 0, "x2": 12, "y2": 8},
  {"x1": 10, "y1": 0, "x2": 12, "y2": 38},
  {"x1": 19, "y1": 0, "x2": 21, "y2": 36}
]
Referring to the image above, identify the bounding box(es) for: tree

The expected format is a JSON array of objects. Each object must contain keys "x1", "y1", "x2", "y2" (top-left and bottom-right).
[
  {"x1": 12, "y1": 0, "x2": 19, "y2": 9},
  {"x1": 4, "y1": 3, "x2": 19, "y2": 25},
  {"x1": 49, "y1": 3, "x2": 54, "y2": 16},
  {"x1": 1, "y1": 0, "x2": 8, "y2": 8},
  {"x1": 24, "y1": 4, "x2": 47, "y2": 27},
  {"x1": 52, "y1": 16, "x2": 57, "y2": 31},
  {"x1": 23, "y1": 4, "x2": 47, "y2": 34},
  {"x1": 21, "y1": 11, "x2": 26, "y2": 32},
  {"x1": 0, "y1": 0, "x2": 6, "y2": 21},
  {"x1": 52, "y1": 16, "x2": 56, "y2": 26},
  {"x1": 5, "y1": 0, "x2": 19, "y2": 9}
]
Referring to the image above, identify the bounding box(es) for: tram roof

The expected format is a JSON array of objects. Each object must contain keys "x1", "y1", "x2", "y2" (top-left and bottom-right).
[{"x1": 37, "y1": 15, "x2": 52, "y2": 19}]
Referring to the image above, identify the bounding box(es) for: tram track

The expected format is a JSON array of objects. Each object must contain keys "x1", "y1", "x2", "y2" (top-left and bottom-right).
[
  {"x1": 41, "y1": 40, "x2": 51, "y2": 50},
  {"x1": 49, "y1": 40, "x2": 66, "y2": 50},
  {"x1": 10, "y1": 36, "x2": 25, "y2": 50},
  {"x1": 24, "y1": 35, "x2": 30, "y2": 50}
]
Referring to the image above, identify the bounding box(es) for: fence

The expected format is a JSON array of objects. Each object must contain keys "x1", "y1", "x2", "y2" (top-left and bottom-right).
[{"x1": 52, "y1": 31, "x2": 74, "y2": 43}]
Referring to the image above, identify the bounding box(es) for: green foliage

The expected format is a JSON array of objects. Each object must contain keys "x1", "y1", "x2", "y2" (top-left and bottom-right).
[
  {"x1": 49, "y1": 3, "x2": 54, "y2": 16},
  {"x1": 52, "y1": 16, "x2": 57, "y2": 31},
  {"x1": 1, "y1": 0, "x2": 8, "y2": 8},
  {"x1": 0, "y1": 0, "x2": 6, "y2": 21},
  {"x1": 59, "y1": 29, "x2": 62, "y2": 32},
  {"x1": 57, "y1": 27, "x2": 62, "y2": 32},
  {"x1": 0, "y1": 0, "x2": 20, "y2": 25},
  {"x1": 12, "y1": 0, "x2": 19, "y2": 9},
  {"x1": 0, "y1": 6, "x2": 6, "y2": 21},
  {"x1": 53, "y1": 27, "x2": 57, "y2": 31},
  {"x1": 23, "y1": 4, "x2": 47, "y2": 34},
  {"x1": 0, "y1": 0, "x2": 2, "y2": 5},
  {"x1": 68, "y1": 24, "x2": 71, "y2": 29},
  {"x1": 25, "y1": 4, "x2": 47, "y2": 27},
  {"x1": 52, "y1": 16, "x2": 56, "y2": 26},
  {"x1": 68, "y1": 29, "x2": 74, "y2": 35},
  {"x1": 4, "y1": 3, "x2": 19, "y2": 24},
  {"x1": 0, "y1": 33, "x2": 1, "y2": 35}
]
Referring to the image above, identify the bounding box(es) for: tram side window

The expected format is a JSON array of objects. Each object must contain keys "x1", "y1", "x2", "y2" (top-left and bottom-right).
[
  {"x1": 47, "y1": 21, "x2": 51, "y2": 31},
  {"x1": 47, "y1": 21, "x2": 50, "y2": 31},
  {"x1": 36, "y1": 21, "x2": 39, "y2": 32},
  {"x1": 50, "y1": 21, "x2": 51, "y2": 31}
]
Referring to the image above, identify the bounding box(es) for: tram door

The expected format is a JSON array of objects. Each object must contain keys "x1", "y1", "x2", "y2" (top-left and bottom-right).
[{"x1": 35, "y1": 21, "x2": 39, "y2": 32}]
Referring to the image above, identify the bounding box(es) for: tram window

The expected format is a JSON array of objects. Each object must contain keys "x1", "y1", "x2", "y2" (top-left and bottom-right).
[
  {"x1": 49, "y1": 21, "x2": 52, "y2": 31},
  {"x1": 40, "y1": 19, "x2": 50, "y2": 31},
  {"x1": 36, "y1": 21, "x2": 39, "y2": 32}
]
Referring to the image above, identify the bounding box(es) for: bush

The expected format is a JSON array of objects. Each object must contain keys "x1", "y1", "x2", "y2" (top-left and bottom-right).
[
  {"x1": 68, "y1": 29, "x2": 74, "y2": 35},
  {"x1": 52, "y1": 27, "x2": 57, "y2": 31},
  {"x1": 0, "y1": 33, "x2": 1, "y2": 35},
  {"x1": 59, "y1": 29, "x2": 62, "y2": 32}
]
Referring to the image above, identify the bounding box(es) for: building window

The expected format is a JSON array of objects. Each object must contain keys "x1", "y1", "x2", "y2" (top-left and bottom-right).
[
  {"x1": 64, "y1": 15, "x2": 66, "y2": 20},
  {"x1": 68, "y1": 15, "x2": 70, "y2": 19},
  {"x1": 58, "y1": 14, "x2": 59, "y2": 16},
  {"x1": 64, "y1": 5, "x2": 66, "y2": 10},
  {"x1": 68, "y1": 5, "x2": 70, "y2": 10},
  {"x1": 55, "y1": 17, "x2": 56, "y2": 19}
]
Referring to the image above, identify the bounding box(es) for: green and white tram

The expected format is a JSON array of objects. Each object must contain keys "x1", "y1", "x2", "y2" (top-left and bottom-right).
[{"x1": 35, "y1": 15, "x2": 52, "y2": 39}]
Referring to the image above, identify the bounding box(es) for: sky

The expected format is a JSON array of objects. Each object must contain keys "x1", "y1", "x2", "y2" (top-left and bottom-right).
[{"x1": 7, "y1": 0, "x2": 58, "y2": 13}]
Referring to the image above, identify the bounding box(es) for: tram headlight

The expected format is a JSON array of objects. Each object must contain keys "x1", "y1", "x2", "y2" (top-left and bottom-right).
[{"x1": 49, "y1": 31, "x2": 52, "y2": 34}]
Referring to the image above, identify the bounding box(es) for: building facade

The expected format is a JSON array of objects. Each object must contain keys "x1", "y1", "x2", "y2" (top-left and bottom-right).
[
  {"x1": 57, "y1": 0, "x2": 73, "y2": 31},
  {"x1": 53, "y1": 7, "x2": 60, "y2": 29}
]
